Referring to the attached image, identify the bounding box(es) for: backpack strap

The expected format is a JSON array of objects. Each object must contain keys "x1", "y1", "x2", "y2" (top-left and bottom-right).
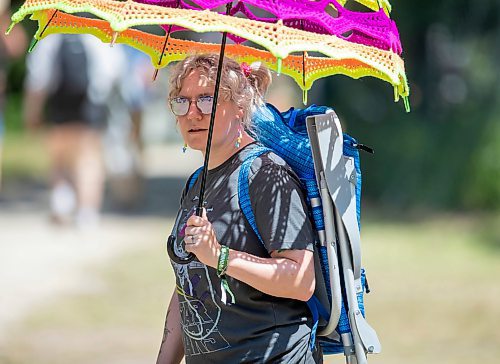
[
  {"x1": 237, "y1": 146, "x2": 272, "y2": 246},
  {"x1": 237, "y1": 145, "x2": 328, "y2": 351},
  {"x1": 187, "y1": 166, "x2": 204, "y2": 191},
  {"x1": 342, "y1": 134, "x2": 362, "y2": 228}
]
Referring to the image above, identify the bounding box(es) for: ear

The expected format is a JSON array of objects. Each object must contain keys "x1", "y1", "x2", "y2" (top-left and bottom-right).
[{"x1": 236, "y1": 107, "x2": 244, "y2": 120}]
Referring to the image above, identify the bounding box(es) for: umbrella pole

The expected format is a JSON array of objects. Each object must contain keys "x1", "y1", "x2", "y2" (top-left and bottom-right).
[
  {"x1": 196, "y1": 2, "x2": 232, "y2": 216},
  {"x1": 167, "y1": 2, "x2": 233, "y2": 265}
]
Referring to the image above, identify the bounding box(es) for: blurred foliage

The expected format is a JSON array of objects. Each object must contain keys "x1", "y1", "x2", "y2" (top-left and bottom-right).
[
  {"x1": 316, "y1": 0, "x2": 500, "y2": 211},
  {"x1": 4, "y1": 0, "x2": 500, "y2": 210}
]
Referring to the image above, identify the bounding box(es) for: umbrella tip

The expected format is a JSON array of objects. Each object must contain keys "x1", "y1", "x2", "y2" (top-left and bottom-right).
[
  {"x1": 393, "y1": 86, "x2": 399, "y2": 102},
  {"x1": 403, "y1": 96, "x2": 411, "y2": 113},
  {"x1": 110, "y1": 32, "x2": 119, "y2": 47},
  {"x1": 28, "y1": 38, "x2": 39, "y2": 53},
  {"x1": 302, "y1": 90, "x2": 308, "y2": 105},
  {"x1": 152, "y1": 68, "x2": 159, "y2": 81},
  {"x1": 5, "y1": 22, "x2": 15, "y2": 35}
]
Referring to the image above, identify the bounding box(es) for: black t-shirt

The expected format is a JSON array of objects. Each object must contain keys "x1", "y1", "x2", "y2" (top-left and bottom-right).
[{"x1": 171, "y1": 143, "x2": 322, "y2": 363}]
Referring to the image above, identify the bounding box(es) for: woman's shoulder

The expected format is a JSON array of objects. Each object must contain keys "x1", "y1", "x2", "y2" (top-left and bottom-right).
[{"x1": 247, "y1": 147, "x2": 300, "y2": 186}]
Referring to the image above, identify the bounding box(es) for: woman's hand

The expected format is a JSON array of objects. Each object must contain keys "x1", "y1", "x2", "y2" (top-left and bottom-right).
[{"x1": 184, "y1": 208, "x2": 221, "y2": 268}]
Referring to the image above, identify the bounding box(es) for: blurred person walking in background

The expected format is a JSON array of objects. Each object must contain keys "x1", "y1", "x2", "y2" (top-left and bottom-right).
[
  {"x1": 0, "y1": 0, "x2": 27, "y2": 191},
  {"x1": 23, "y1": 34, "x2": 125, "y2": 229},
  {"x1": 105, "y1": 46, "x2": 152, "y2": 210}
]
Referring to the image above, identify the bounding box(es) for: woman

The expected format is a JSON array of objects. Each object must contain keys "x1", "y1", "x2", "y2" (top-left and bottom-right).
[{"x1": 158, "y1": 54, "x2": 322, "y2": 363}]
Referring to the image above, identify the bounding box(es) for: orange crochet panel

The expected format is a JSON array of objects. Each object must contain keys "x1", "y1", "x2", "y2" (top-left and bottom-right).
[
  {"x1": 10, "y1": 0, "x2": 409, "y2": 108},
  {"x1": 28, "y1": 9, "x2": 405, "y2": 103}
]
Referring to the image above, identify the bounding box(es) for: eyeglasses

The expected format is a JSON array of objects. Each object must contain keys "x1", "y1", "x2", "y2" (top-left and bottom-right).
[{"x1": 169, "y1": 95, "x2": 214, "y2": 116}]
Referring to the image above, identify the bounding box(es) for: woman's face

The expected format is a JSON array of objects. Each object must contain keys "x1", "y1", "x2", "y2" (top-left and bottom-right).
[{"x1": 174, "y1": 69, "x2": 243, "y2": 153}]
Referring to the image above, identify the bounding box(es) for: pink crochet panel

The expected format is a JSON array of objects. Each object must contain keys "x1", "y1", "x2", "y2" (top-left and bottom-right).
[{"x1": 136, "y1": 0, "x2": 402, "y2": 54}]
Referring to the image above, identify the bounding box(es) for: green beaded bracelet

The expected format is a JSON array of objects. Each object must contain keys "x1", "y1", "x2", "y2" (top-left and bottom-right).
[{"x1": 217, "y1": 245, "x2": 230, "y2": 277}]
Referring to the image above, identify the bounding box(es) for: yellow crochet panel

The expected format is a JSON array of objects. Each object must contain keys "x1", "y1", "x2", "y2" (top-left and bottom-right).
[
  {"x1": 26, "y1": 8, "x2": 405, "y2": 105},
  {"x1": 10, "y1": 0, "x2": 408, "y2": 108}
]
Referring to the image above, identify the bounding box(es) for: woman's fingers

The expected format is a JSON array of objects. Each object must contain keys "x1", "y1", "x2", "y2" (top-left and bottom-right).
[
  {"x1": 184, "y1": 235, "x2": 198, "y2": 246},
  {"x1": 182, "y1": 208, "x2": 220, "y2": 267},
  {"x1": 185, "y1": 225, "x2": 208, "y2": 236},
  {"x1": 186, "y1": 208, "x2": 209, "y2": 227}
]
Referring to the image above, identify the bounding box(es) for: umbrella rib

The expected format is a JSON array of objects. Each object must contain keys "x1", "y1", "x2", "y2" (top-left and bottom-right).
[
  {"x1": 153, "y1": 0, "x2": 180, "y2": 80},
  {"x1": 28, "y1": 9, "x2": 58, "y2": 52}
]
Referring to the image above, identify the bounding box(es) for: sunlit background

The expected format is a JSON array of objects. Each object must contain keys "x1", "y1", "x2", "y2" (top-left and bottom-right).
[{"x1": 0, "y1": 0, "x2": 499, "y2": 363}]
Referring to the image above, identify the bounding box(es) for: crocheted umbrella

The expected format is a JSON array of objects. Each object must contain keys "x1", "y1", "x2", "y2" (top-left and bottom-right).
[
  {"x1": 8, "y1": 0, "x2": 409, "y2": 263},
  {"x1": 8, "y1": 0, "x2": 408, "y2": 105}
]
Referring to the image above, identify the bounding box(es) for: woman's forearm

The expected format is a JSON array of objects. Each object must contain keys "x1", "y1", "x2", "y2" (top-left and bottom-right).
[
  {"x1": 156, "y1": 292, "x2": 184, "y2": 364},
  {"x1": 224, "y1": 248, "x2": 315, "y2": 301},
  {"x1": 183, "y1": 213, "x2": 315, "y2": 301}
]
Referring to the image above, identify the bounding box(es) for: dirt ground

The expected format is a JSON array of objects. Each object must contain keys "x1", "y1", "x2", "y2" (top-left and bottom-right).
[
  {"x1": 0, "y1": 143, "x2": 200, "y2": 343},
  {"x1": 0, "y1": 211, "x2": 168, "y2": 341}
]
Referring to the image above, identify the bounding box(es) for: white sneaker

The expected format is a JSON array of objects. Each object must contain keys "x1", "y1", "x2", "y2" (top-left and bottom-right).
[{"x1": 50, "y1": 182, "x2": 76, "y2": 223}]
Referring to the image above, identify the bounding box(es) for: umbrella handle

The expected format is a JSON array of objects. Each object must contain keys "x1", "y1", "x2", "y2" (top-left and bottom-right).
[
  {"x1": 167, "y1": 234, "x2": 195, "y2": 265},
  {"x1": 167, "y1": 206, "x2": 203, "y2": 264}
]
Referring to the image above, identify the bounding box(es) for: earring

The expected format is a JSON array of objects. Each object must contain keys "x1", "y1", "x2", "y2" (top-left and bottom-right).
[
  {"x1": 182, "y1": 143, "x2": 188, "y2": 153},
  {"x1": 235, "y1": 127, "x2": 243, "y2": 149}
]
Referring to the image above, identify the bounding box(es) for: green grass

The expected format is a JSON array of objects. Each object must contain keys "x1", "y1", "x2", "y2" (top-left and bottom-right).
[
  {"x1": 1, "y1": 93, "x2": 50, "y2": 181},
  {"x1": 349, "y1": 214, "x2": 500, "y2": 364},
  {"x1": 1, "y1": 214, "x2": 499, "y2": 364},
  {"x1": 1, "y1": 131, "x2": 50, "y2": 181}
]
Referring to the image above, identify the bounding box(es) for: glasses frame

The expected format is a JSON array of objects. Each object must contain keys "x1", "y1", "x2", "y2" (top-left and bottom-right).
[{"x1": 169, "y1": 95, "x2": 215, "y2": 116}]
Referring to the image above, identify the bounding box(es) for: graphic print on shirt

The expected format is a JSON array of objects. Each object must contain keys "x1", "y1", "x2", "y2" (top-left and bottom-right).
[{"x1": 173, "y1": 204, "x2": 230, "y2": 357}]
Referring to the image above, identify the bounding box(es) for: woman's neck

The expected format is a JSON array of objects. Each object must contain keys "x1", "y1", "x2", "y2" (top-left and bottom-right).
[{"x1": 205, "y1": 132, "x2": 255, "y2": 169}]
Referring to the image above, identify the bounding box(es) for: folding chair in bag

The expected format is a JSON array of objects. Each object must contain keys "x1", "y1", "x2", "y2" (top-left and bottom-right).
[{"x1": 250, "y1": 104, "x2": 382, "y2": 363}]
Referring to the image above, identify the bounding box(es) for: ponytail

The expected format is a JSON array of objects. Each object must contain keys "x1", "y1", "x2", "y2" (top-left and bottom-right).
[{"x1": 245, "y1": 62, "x2": 272, "y2": 106}]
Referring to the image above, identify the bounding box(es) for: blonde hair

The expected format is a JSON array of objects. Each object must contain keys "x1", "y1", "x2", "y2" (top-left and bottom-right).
[{"x1": 169, "y1": 54, "x2": 272, "y2": 128}]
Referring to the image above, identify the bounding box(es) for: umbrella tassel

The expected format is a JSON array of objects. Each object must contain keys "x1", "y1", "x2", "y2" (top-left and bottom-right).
[
  {"x1": 28, "y1": 38, "x2": 39, "y2": 53},
  {"x1": 276, "y1": 57, "x2": 282, "y2": 75},
  {"x1": 302, "y1": 52, "x2": 308, "y2": 104},
  {"x1": 5, "y1": 22, "x2": 15, "y2": 35},
  {"x1": 110, "y1": 31, "x2": 119, "y2": 47},
  {"x1": 404, "y1": 96, "x2": 411, "y2": 113},
  {"x1": 393, "y1": 86, "x2": 399, "y2": 102},
  {"x1": 301, "y1": 21, "x2": 307, "y2": 105}
]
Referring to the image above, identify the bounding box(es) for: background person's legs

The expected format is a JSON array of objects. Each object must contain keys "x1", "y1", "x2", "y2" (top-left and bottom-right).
[
  {"x1": 48, "y1": 124, "x2": 77, "y2": 223},
  {"x1": 73, "y1": 126, "x2": 104, "y2": 229},
  {"x1": 47, "y1": 123, "x2": 104, "y2": 228}
]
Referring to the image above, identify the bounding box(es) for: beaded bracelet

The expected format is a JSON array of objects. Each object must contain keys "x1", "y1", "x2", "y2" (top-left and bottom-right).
[
  {"x1": 217, "y1": 245, "x2": 230, "y2": 278},
  {"x1": 216, "y1": 245, "x2": 235, "y2": 304}
]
